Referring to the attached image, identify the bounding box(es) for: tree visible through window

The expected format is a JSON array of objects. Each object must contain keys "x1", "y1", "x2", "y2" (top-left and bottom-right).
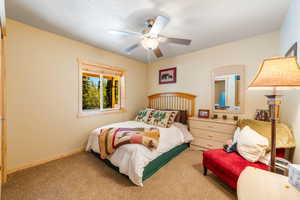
[
  {"x1": 82, "y1": 75, "x2": 100, "y2": 110},
  {"x1": 78, "y1": 59, "x2": 125, "y2": 116},
  {"x1": 82, "y1": 72, "x2": 120, "y2": 111}
]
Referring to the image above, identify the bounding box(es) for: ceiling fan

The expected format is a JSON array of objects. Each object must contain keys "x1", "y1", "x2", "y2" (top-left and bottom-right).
[{"x1": 109, "y1": 16, "x2": 192, "y2": 58}]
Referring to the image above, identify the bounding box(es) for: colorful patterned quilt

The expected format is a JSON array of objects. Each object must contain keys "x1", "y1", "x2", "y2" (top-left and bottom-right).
[{"x1": 98, "y1": 128, "x2": 160, "y2": 159}]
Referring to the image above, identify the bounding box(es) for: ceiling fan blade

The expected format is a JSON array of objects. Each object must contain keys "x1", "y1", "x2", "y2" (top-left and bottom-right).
[
  {"x1": 166, "y1": 37, "x2": 192, "y2": 45},
  {"x1": 153, "y1": 47, "x2": 163, "y2": 58},
  {"x1": 124, "y1": 43, "x2": 140, "y2": 54},
  {"x1": 149, "y1": 16, "x2": 170, "y2": 36},
  {"x1": 109, "y1": 30, "x2": 142, "y2": 38}
]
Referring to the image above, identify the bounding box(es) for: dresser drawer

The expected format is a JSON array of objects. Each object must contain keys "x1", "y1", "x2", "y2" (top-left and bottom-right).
[
  {"x1": 191, "y1": 138, "x2": 224, "y2": 150},
  {"x1": 190, "y1": 128, "x2": 233, "y2": 142},
  {"x1": 189, "y1": 120, "x2": 235, "y2": 134}
]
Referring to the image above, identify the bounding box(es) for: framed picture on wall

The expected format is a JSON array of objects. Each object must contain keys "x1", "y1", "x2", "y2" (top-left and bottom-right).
[
  {"x1": 159, "y1": 67, "x2": 176, "y2": 84},
  {"x1": 285, "y1": 42, "x2": 297, "y2": 57}
]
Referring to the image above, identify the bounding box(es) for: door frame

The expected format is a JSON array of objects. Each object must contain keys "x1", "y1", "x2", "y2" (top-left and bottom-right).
[{"x1": 0, "y1": 0, "x2": 7, "y2": 184}]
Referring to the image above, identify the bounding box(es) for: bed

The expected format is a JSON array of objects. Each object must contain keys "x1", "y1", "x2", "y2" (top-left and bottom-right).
[{"x1": 86, "y1": 92, "x2": 196, "y2": 186}]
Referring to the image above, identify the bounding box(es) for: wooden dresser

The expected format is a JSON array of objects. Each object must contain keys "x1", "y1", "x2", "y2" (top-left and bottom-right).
[{"x1": 188, "y1": 117, "x2": 237, "y2": 150}]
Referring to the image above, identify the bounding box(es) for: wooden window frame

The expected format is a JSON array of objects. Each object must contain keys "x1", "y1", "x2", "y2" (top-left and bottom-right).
[{"x1": 77, "y1": 59, "x2": 126, "y2": 117}]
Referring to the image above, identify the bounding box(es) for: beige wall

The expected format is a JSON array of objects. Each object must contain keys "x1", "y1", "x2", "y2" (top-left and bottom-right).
[
  {"x1": 5, "y1": 19, "x2": 148, "y2": 170},
  {"x1": 148, "y1": 32, "x2": 280, "y2": 119},
  {"x1": 280, "y1": 0, "x2": 300, "y2": 164}
]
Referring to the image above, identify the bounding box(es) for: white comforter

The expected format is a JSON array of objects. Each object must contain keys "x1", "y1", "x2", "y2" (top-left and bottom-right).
[{"x1": 86, "y1": 121, "x2": 193, "y2": 186}]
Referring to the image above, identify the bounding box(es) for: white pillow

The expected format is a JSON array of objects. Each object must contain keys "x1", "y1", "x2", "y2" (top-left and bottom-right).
[
  {"x1": 173, "y1": 122, "x2": 194, "y2": 143},
  {"x1": 237, "y1": 126, "x2": 269, "y2": 163},
  {"x1": 232, "y1": 127, "x2": 241, "y2": 144}
]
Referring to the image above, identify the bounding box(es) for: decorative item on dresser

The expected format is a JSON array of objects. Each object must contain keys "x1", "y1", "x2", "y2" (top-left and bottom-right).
[
  {"x1": 188, "y1": 117, "x2": 236, "y2": 150},
  {"x1": 255, "y1": 109, "x2": 270, "y2": 121},
  {"x1": 198, "y1": 109, "x2": 210, "y2": 118}
]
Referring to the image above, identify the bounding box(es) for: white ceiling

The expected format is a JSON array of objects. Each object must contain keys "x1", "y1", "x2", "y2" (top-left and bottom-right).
[{"x1": 6, "y1": 0, "x2": 291, "y2": 63}]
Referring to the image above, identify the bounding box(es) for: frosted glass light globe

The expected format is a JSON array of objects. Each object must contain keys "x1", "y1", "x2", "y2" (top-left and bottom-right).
[{"x1": 141, "y1": 37, "x2": 159, "y2": 50}]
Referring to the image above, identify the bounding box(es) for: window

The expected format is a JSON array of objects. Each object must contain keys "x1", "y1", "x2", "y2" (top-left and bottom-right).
[{"x1": 78, "y1": 59, "x2": 125, "y2": 116}]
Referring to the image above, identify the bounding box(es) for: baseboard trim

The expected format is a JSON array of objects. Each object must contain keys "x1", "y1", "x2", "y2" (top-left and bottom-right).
[{"x1": 7, "y1": 147, "x2": 85, "y2": 175}]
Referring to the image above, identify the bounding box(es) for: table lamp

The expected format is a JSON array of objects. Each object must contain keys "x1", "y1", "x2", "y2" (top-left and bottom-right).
[{"x1": 248, "y1": 56, "x2": 300, "y2": 172}]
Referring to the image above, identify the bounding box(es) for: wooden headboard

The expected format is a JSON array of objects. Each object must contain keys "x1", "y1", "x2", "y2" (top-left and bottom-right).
[{"x1": 148, "y1": 92, "x2": 196, "y2": 117}]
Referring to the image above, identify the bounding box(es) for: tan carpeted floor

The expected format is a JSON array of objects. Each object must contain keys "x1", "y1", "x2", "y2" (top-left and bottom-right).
[{"x1": 2, "y1": 150, "x2": 236, "y2": 200}]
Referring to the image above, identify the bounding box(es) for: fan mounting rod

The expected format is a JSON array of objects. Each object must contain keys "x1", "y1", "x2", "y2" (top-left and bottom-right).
[
  {"x1": 143, "y1": 18, "x2": 156, "y2": 35},
  {"x1": 146, "y1": 18, "x2": 155, "y2": 28}
]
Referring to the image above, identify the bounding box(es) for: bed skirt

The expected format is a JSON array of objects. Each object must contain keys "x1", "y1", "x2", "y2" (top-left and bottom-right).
[{"x1": 91, "y1": 143, "x2": 189, "y2": 181}]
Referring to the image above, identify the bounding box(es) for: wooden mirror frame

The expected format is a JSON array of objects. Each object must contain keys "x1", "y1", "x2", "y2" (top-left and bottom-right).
[{"x1": 211, "y1": 65, "x2": 245, "y2": 114}]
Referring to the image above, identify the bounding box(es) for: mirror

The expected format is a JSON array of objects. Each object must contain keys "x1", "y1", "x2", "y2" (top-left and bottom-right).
[
  {"x1": 214, "y1": 74, "x2": 240, "y2": 111},
  {"x1": 211, "y1": 66, "x2": 245, "y2": 114}
]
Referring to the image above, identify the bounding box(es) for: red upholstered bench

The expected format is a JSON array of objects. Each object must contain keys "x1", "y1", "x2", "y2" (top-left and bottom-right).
[{"x1": 202, "y1": 149, "x2": 285, "y2": 189}]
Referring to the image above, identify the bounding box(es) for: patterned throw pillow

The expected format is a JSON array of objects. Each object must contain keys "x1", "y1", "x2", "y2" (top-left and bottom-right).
[
  {"x1": 135, "y1": 108, "x2": 154, "y2": 123},
  {"x1": 148, "y1": 110, "x2": 178, "y2": 128}
]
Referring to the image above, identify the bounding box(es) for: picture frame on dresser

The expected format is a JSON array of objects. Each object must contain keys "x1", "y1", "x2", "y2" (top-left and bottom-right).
[
  {"x1": 255, "y1": 109, "x2": 270, "y2": 122},
  {"x1": 198, "y1": 109, "x2": 210, "y2": 118}
]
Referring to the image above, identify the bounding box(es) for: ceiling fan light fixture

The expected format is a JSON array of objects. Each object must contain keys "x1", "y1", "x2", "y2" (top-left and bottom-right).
[
  {"x1": 114, "y1": 15, "x2": 191, "y2": 58},
  {"x1": 141, "y1": 37, "x2": 159, "y2": 50}
]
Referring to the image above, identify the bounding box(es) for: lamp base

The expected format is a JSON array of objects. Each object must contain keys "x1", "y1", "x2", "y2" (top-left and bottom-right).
[{"x1": 265, "y1": 94, "x2": 282, "y2": 172}]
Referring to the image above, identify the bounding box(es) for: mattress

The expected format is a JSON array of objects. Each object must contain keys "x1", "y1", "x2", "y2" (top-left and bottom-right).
[{"x1": 86, "y1": 120, "x2": 193, "y2": 186}]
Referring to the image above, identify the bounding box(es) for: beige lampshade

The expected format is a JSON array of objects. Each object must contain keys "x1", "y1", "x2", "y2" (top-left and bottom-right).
[{"x1": 248, "y1": 56, "x2": 300, "y2": 90}]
